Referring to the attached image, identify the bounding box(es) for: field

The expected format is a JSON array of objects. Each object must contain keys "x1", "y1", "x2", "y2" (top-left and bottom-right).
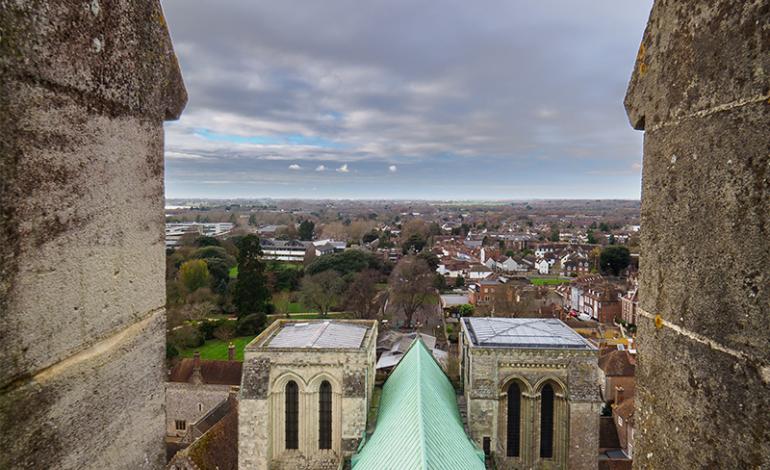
[
  {"x1": 529, "y1": 277, "x2": 570, "y2": 286},
  {"x1": 179, "y1": 335, "x2": 255, "y2": 361},
  {"x1": 287, "y1": 301, "x2": 318, "y2": 313}
]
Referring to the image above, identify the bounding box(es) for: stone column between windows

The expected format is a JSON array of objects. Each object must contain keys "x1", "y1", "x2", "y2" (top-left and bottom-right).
[
  {"x1": 300, "y1": 389, "x2": 311, "y2": 454},
  {"x1": 306, "y1": 387, "x2": 343, "y2": 457},
  {"x1": 522, "y1": 391, "x2": 537, "y2": 466},
  {"x1": 270, "y1": 389, "x2": 285, "y2": 456},
  {"x1": 554, "y1": 392, "x2": 568, "y2": 469}
]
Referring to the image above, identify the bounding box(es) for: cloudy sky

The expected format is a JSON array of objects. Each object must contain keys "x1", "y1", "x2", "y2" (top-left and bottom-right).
[{"x1": 162, "y1": 0, "x2": 652, "y2": 200}]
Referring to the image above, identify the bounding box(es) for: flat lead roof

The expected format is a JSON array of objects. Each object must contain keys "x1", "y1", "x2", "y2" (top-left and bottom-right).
[
  {"x1": 463, "y1": 317, "x2": 594, "y2": 349},
  {"x1": 268, "y1": 321, "x2": 368, "y2": 349}
]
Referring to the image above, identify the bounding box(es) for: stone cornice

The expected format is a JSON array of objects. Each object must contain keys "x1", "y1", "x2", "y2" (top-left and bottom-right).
[{"x1": 499, "y1": 362, "x2": 568, "y2": 369}]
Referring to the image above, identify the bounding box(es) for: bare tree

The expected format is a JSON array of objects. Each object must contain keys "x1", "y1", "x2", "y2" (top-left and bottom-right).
[
  {"x1": 300, "y1": 270, "x2": 344, "y2": 316},
  {"x1": 345, "y1": 270, "x2": 381, "y2": 319},
  {"x1": 273, "y1": 291, "x2": 292, "y2": 318},
  {"x1": 389, "y1": 256, "x2": 436, "y2": 329},
  {"x1": 214, "y1": 322, "x2": 235, "y2": 341}
]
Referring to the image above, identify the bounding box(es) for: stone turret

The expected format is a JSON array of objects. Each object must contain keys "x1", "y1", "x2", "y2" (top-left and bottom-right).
[
  {"x1": 0, "y1": 1, "x2": 186, "y2": 468},
  {"x1": 625, "y1": 1, "x2": 769, "y2": 468}
]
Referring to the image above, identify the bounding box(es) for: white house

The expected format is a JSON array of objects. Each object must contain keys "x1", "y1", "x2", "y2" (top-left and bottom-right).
[
  {"x1": 535, "y1": 258, "x2": 551, "y2": 275},
  {"x1": 468, "y1": 264, "x2": 493, "y2": 280},
  {"x1": 499, "y1": 257, "x2": 529, "y2": 273}
]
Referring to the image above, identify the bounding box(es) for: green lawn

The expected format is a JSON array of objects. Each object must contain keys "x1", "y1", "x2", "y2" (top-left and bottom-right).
[
  {"x1": 287, "y1": 301, "x2": 318, "y2": 313},
  {"x1": 179, "y1": 335, "x2": 255, "y2": 361},
  {"x1": 530, "y1": 277, "x2": 570, "y2": 286}
]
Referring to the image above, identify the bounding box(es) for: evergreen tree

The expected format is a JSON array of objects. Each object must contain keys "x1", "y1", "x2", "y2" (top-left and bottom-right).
[
  {"x1": 600, "y1": 245, "x2": 631, "y2": 276},
  {"x1": 234, "y1": 235, "x2": 271, "y2": 321},
  {"x1": 298, "y1": 220, "x2": 315, "y2": 241}
]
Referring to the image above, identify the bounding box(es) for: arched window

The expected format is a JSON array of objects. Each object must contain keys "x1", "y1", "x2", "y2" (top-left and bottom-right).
[
  {"x1": 319, "y1": 381, "x2": 332, "y2": 449},
  {"x1": 285, "y1": 381, "x2": 299, "y2": 450},
  {"x1": 506, "y1": 382, "x2": 521, "y2": 457},
  {"x1": 540, "y1": 384, "x2": 554, "y2": 458}
]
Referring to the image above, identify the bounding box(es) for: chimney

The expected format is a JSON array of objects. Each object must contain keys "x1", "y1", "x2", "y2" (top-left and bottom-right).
[
  {"x1": 228, "y1": 342, "x2": 235, "y2": 361},
  {"x1": 190, "y1": 351, "x2": 203, "y2": 385},
  {"x1": 615, "y1": 386, "x2": 625, "y2": 405}
]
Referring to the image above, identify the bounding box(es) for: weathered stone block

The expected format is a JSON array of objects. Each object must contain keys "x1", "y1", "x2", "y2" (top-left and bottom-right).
[
  {"x1": 0, "y1": 2, "x2": 186, "y2": 468},
  {"x1": 626, "y1": 2, "x2": 769, "y2": 468},
  {"x1": 343, "y1": 370, "x2": 366, "y2": 397},
  {"x1": 638, "y1": 102, "x2": 769, "y2": 360},
  {"x1": 242, "y1": 357, "x2": 271, "y2": 400},
  {"x1": 634, "y1": 319, "x2": 769, "y2": 468},
  {"x1": 0, "y1": 310, "x2": 166, "y2": 470},
  {"x1": 625, "y1": 0, "x2": 769, "y2": 130}
]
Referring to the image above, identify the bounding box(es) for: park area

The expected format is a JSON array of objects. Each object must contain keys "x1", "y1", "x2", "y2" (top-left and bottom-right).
[{"x1": 529, "y1": 277, "x2": 570, "y2": 286}]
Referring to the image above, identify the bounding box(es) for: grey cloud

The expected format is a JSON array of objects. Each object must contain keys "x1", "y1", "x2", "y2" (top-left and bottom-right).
[{"x1": 161, "y1": 0, "x2": 651, "y2": 198}]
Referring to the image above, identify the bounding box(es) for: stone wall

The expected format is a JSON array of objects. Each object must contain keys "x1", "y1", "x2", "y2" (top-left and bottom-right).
[
  {"x1": 0, "y1": 1, "x2": 186, "y2": 468},
  {"x1": 567, "y1": 402, "x2": 600, "y2": 470},
  {"x1": 464, "y1": 346, "x2": 601, "y2": 470},
  {"x1": 625, "y1": 1, "x2": 769, "y2": 468},
  {"x1": 239, "y1": 321, "x2": 377, "y2": 470},
  {"x1": 166, "y1": 383, "x2": 232, "y2": 437}
]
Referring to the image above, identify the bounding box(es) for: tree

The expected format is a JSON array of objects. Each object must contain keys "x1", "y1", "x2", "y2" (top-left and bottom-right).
[
  {"x1": 305, "y1": 250, "x2": 385, "y2": 277},
  {"x1": 599, "y1": 222, "x2": 611, "y2": 233},
  {"x1": 600, "y1": 245, "x2": 631, "y2": 276},
  {"x1": 590, "y1": 247, "x2": 602, "y2": 272},
  {"x1": 303, "y1": 247, "x2": 317, "y2": 267},
  {"x1": 205, "y1": 258, "x2": 231, "y2": 294},
  {"x1": 389, "y1": 256, "x2": 436, "y2": 329},
  {"x1": 458, "y1": 304, "x2": 475, "y2": 317},
  {"x1": 214, "y1": 322, "x2": 235, "y2": 341},
  {"x1": 417, "y1": 250, "x2": 439, "y2": 271},
  {"x1": 195, "y1": 236, "x2": 221, "y2": 247},
  {"x1": 586, "y1": 229, "x2": 597, "y2": 244},
  {"x1": 319, "y1": 221, "x2": 347, "y2": 240},
  {"x1": 362, "y1": 230, "x2": 379, "y2": 244},
  {"x1": 234, "y1": 235, "x2": 270, "y2": 318},
  {"x1": 248, "y1": 213, "x2": 257, "y2": 226},
  {"x1": 549, "y1": 224, "x2": 560, "y2": 242},
  {"x1": 273, "y1": 291, "x2": 292, "y2": 318},
  {"x1": 235, "y1": 313, "x2": 264, "y2": 336},
  {"x1": 301, "y1": 270, "x2": 344, "y2": 316},
  {"x1": 344, "y1": 270, "x2": 381, "y2": 319},
  {"x1": 402, "y1": 233, "x2": 427, "y2": 254},
  {"x1": 275, "y1": 224, "x2": 298, "y2": 240},
  {"x1": 179, "y1": 259, "x2": 211, "y2": 292},
  {"x1": 298, "y1": 220, "x2": 315, "y2": 241},
  {"x1": 432, "y1": 273, "x2": 447, "y2": 291},
  {"x1": 348, "y1": 220, "x2": 376, "y2": 244},
  {"x1": 454, "y1": 275, "x2": 465, "y2": 288}
]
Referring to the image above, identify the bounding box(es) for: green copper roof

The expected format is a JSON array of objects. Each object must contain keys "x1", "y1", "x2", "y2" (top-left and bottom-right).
[{"x1": 351, "y1": 339, "x2": 485, "y2": 470}]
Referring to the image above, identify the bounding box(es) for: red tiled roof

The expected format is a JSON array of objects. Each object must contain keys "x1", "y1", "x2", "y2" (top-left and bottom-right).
[
  {"x1": 599, "y1": 460, "x2": 632, "y2": 470},
  {"x1": 599, "y1": 350, "x2": 636, "y2": 377},
  {"x1": 614, "y1": 397, "x2": 635, "y2": 423},
  {"x1": 169, "y1": 359, "x2": 243, "y2": 385},
  {"x1": 599, "y1": 416, "x2": 621, "y2": 449}
]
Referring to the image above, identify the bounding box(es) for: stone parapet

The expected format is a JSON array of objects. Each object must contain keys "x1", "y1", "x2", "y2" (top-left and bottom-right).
[
  {"x1": 626, "y1": 1, "x2": 769, "y2": 468},
  {"x1": 0, "y1": 2, "x2": 185, "y2": 468}
]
